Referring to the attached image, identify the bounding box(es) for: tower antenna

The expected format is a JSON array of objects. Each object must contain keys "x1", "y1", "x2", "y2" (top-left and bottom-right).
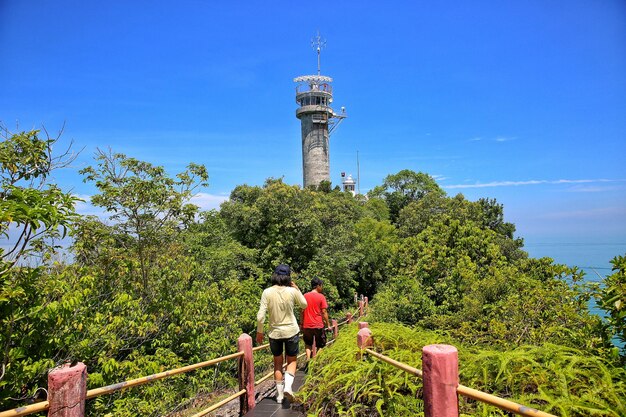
[
  {"x1": 311, "y1": 31, "x2": 326, "y2": 76},
  {"x1": 357, "y1": 150, "x2": 361, "y2": 195}
]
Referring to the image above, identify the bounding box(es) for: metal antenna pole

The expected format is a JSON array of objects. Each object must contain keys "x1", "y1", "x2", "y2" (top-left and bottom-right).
[
  {"x1": 357, "y1": 151, "x2": 360, "y2": 195},
  {"x1": 311, "y1": 31, "x2": 326, "y2": 76}
]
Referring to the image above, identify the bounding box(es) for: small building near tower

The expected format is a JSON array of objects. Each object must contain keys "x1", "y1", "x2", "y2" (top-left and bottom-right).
[{"x1": 341, "y1": 172, "x2": 356, "y2": 196}]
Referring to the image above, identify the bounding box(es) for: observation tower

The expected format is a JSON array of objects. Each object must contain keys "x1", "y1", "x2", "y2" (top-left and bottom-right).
[{"x1": 294, "y1": 33, "x2": 346, "y2": 188}]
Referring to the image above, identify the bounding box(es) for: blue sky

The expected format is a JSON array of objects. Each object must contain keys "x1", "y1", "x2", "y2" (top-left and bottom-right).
[{"x1": 1, "y1": 0, "x2": 625, "y2": 243}]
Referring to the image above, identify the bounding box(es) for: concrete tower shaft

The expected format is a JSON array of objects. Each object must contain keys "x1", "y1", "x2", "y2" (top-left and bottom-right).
[{"x1": 294, "y1": 76, "x2": 335, "y2": 188}]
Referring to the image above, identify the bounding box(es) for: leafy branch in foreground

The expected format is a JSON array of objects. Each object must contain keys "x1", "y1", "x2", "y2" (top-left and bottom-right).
[
  {"x1": 596, "y1": 254, "x2": 626, "y2": 361},
  {"x1": 0, "y1": 127, "x2": 80, "y2": 272}
]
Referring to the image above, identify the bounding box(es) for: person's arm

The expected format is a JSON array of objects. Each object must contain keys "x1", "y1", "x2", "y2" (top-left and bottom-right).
[
  {"x1": 322, "y1": 307, "x2": 331, "y2": 330},
  {"x1": 256, "y1": 290, "x2": 268, "y2": 344},
  {"x1": 292, "y1": 282, "x2": 308, "y2": 309}
]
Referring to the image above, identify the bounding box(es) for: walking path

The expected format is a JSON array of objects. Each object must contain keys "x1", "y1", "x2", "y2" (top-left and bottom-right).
[{"x1": 243, "y1": 370, "x2": 306, "y2": 417}]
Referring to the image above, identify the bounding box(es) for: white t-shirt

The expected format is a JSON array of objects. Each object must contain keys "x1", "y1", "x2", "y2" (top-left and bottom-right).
[{"x1": 257, "y1": 285, "x2": 307, "y2": 339}]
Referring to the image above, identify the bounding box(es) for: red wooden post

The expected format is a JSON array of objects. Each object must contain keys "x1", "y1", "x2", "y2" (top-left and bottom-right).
[
  {"x1": 422, "y1": 344, "x2": 459, "y2": 417},
  {"x1": 346, "y1": 312, "x2": 353, "y2": 324},
  {"x1": 356, "y1": 324, "x2": 372, "y2": 350},
  {"x1": 332, "y1": 319, "x2": 338, "y2": 339},
  {"x1": 358, "y1": 322, "x2": 368, "y2": 329},
  {"x1": 237, "y1": 334, "x2": 256, "y2": 413},
  {"x1": 47, "y1": 362, "x2": 87, "y2": 417},
  {"x1": 358, "y1": 300, "x2": 364, "y2": 317},
  {"x1": 364, "y1": 296, "x2": 369, "y2": 310}
]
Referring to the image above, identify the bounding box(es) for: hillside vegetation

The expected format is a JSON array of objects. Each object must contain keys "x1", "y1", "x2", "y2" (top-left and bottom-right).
[
  {"x1": 300, "y1": 323, "x2": 626, "y2": 416},
  {"x1": 0, "y1": 130, "x2": 624, "y2": 416}
]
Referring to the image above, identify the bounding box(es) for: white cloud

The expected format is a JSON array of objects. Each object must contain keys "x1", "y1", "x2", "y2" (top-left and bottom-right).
[
  {"x1": 468, "y1": 136, "x2": 515, "y2": 142},
  {"x1": 74, "y1": 192, "x2": 229, "y2": 218},
  {"x1": 444, "y1": 179, "x2": 624, "y2": 190},
  {"x1": 74, "y1": 195, "x2": 108, "y2": 219},
  {"x1": 190, "y1": 192, "x2": 229, "y2": 211}
]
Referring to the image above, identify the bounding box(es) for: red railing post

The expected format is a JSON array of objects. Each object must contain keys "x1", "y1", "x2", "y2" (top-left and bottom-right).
[
  {"x1": 422, "y1": 344, "x2": 459, "y2": 417},
  {"x1": 237, "y1": 334, "x2": 256, "y2": 414},
  {"x1": 364, "y1": 296, "x2": 369, "y2": 310},
  {"x1": 356, "y1": 323, "x2": 372, "y2": 361},
  {"x1": 358, "y1": 322, "x2": 368, "y2": 329},
  {"x1": 356, "y1": 323, "x2": 373, "y2": 350},
  {"x1": 332, "y1": 319, "x2": 338, "y2": 339},
  {"x1": 48, "y1": 362, "x2": 87, "y2": 417},
  {"x1": 346, "y1": 312, "x2": 353, "y2": 324}
]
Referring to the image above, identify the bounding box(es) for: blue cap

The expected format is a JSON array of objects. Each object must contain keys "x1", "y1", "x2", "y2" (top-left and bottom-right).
[{"x1": 274, "y1": 264, "x2": 291, "y2": 276}]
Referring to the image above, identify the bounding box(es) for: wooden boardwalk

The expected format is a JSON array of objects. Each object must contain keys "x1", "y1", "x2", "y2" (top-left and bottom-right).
[{"x1": 243, "y1": 370, "x2": 306, "y2": 417}]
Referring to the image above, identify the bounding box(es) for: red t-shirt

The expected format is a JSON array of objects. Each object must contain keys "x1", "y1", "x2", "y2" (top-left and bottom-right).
[{"x1": 303, "y1": 290, "x2": 328, "y2": 328}]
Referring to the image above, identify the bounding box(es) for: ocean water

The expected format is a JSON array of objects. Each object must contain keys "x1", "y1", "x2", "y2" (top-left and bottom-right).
[
  {"x1": 522, "y1": 237, "x2": 626, "y2": 349},
  {"x1": 522, "y1": 238, "x2": 626, "y2": 285}
]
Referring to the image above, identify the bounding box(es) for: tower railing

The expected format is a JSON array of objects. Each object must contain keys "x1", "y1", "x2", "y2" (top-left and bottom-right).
[{"x1": 295, "y1": 83, "x2": 333, "y2": 95}]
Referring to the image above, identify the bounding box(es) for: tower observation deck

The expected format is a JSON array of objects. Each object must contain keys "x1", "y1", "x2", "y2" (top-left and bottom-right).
[{"x1": 294, "y1": 34, "x2": 346, "y2": 188}]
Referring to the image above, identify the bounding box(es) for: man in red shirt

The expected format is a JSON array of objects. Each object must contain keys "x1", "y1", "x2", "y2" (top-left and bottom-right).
[{"x1": 302, "y1": 277, "x2": 331, "y2": 360}]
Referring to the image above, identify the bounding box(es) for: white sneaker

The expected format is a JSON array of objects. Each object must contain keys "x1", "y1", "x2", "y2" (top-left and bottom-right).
[
  {"x1": 283, "y1": 388, "x2": 296, "y2": 403},
  {"x1": 283, "y1": 372, "x2": 296, "y2": 403},
  {"x1": 276, "y1": 382, "x2": 284, "y2": 404}
]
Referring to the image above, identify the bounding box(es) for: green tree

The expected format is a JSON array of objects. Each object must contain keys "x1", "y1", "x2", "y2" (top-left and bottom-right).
[
  {"x1": 353, "y1": 217, "x2": 398, "y2": 297},
  {"x1": 368, "y1": 169, "x2": 445, "y2": 223},
  {"x1": 79, "y1": 149, "x2": 208, "y2": 294}
]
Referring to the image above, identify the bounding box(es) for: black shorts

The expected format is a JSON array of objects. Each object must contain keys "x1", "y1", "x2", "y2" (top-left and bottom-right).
[
  {"x1": 302, "y1": 328, "x2": 327, "y2": 349},
  {"x1": 269, "y1": 334, "x2": 299, "y2": 357}
]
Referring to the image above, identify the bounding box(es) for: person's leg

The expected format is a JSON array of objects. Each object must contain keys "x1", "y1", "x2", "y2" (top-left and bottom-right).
[
  {"x1": 283, "y1": 335, "x2": 300, "y2": 401},
  {"x1": 269, "y1": 338, "x2": 286, "y2": 403},
  {"x1": 286, "y1": 354, "x2": 298, "y2": 375},
  {"x1": 274, "y1": 355, "x2": 285, "y2": 403},
  {"x1": 302, "y1": 328, "x2": 313, "y2": 360},
  {"x1": 273, "y1": 355, "x2": 284, "y2": 381}
]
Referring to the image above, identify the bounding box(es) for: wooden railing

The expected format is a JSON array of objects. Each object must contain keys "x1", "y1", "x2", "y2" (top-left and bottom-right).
[
  {"x1": 0, "y1": 297, "x2": 369, "y2": 417},
  {"x1": 356, "y1": 322, "x2": 557, "y2": 417}
]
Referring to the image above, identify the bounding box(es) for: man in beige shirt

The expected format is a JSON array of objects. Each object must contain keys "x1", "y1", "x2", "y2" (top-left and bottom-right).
[{"x1": 256, "y1": 264, "x2": 307, "y2": 403}]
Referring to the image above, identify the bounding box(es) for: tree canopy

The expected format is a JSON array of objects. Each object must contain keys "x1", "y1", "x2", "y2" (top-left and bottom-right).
[{"x1": 0, "y1": 141, "x2": 624, "y2": 417}]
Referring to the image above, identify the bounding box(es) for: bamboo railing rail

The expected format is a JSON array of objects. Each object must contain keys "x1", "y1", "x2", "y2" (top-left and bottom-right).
[
  {"x1": 85, "y1": 351, "x2": 244, "y2": 400},
  {"x1": 0, "y1": 400, "x2": 48, "y2": 417},
  {"x1": 189, "y1": 389, "x2": 246, "y2": 417}
]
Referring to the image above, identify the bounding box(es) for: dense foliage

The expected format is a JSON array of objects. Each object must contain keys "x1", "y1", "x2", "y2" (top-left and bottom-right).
[
  {"x1": 0, "y1": 130, "x2": 624, "y2": 415},
  {"x1": 299, "y1": 323, "x2": 626, "y2": 416}
]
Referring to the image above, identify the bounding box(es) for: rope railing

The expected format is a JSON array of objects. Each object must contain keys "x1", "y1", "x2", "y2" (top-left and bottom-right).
[{"x1": 357, "y1": 323, "x2": 557, "y2": 417}]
